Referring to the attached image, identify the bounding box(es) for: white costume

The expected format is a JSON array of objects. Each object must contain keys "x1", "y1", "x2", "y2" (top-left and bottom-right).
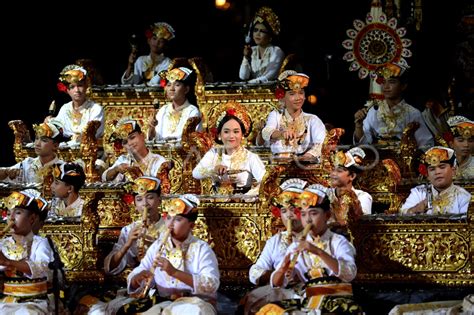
[
  {"x1": 262, "y1": 109, "x2": 327, "y2": 157},
  {"x1": 9, "y1": 156, "x2": 63, "y2": 186},
  {"x1": 327, "y1": 187, "x2": 373, "y2": 215},
  {"x1": 102, "y1": 151, "x2": 166, "y2": 182},
  {"x1": 357, "y1": 100, "x2": 434, "y2": 149},
  {"x1": 192, "y1": 146, "x2": 266, "y2": 193},
  {"x1": 272, "y1": 229, "x2": 357, "y2": 287},
  {"x1": 121, "y1": 54, "x2": 172, "y2": 86},
  {"x1": 456, "y1": 155, "x2": 474, "y2": 180},
  {"x1": 124, "y1": 234, "x2": 219, "y2": 314},
  {"x1": 54, "y1": 99, "x2": 104, "y2": 142},
  {"x1": 104, "y1": 219, "x2": 165, "y2": 276},
  {"x1": 51, "y1": 196, "x2": 84, "y2": 217},
  {"x1": 154, "y1": 101, "x2": 202, "y2": 141},
  {"x1": 249, "y1": 231, "x2": 293, "y2": 285},
  {"x1": 239, "y1": 45, "x2": 284, "y2": 84},
  {"x1": 401, "y1": 184, "x2": 471, "y2": 215},
  {"x1": 0, "y1": 232, "x2": 54, "y2": 314}
]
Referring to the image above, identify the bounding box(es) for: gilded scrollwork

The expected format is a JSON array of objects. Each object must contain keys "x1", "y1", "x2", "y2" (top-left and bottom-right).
[{"x1": 47, "y1": 233, "x2": 83, "y2": 270}]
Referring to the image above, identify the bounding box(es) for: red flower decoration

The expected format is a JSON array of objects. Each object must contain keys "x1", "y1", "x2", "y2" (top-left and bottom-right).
[
  {"x1": 162, "y1": 212, "x2": 167, "y2": 220},
  {"x1": 57, "y1": 82, "x2": 68, "y2": 93},
  {"x1": 159, "y1": 79, "x2": 167, "y2": 88},
  {"x1": 210, "y1": 127, "x2": 218, "y2": 137},
  {"x1": 418, "y1": 164, "x2": 428, "y2": 177},
  {"x1": 442, "y1": 131, "x2": 454, "y2": 143},
  {"x1": 145, "y1": 29, "x2": 153, "y2": 39},
  {"x1": 294, "y1": 208, "x2": 301, "y2": 220},
  {"x1": 113, "y1": 141, "x2": 123, "y2": 152},
  {"x1": 122, "y1": 193, "x2": 135, "y2": 205},
  {"x1": 375, "y1": 76, "x2": 385, "y2": 85},
  {"x1": 271, "y1": 206, "x2": 281, "y2": 218},
  {"x1": 275, "y1": 87, "x2": 285, "y2": 100},
  {"x1": 226, "y1": 108, "x2": 237, "y2": 116},
  {"x1": 2, "y1": 210, "x2": 7, "y2": 219}
]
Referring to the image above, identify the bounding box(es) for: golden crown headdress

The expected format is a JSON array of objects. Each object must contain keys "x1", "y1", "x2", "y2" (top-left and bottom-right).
[
  {"x1": 132, "y1": 176, "x2": 161, "y2": 196},
  {"x1": 253, "y1": 7, "x2": 280, "y2": 36},
  {"x1": 211, "y1": 102, "x2": 252, "y2": 137}
]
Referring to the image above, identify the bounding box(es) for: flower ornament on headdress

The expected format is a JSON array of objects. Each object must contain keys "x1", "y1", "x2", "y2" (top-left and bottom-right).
[
  {"x1": 273, "y1": 178, "x2": 308, "y2": 209},
  {"x1": 109, "y1": 118, "x2": 141, "y2": 143},
  {"x1": 132, "y1": 176, "x2": 161, "y2": 196},
  {"x1": 57, "y1": 64, "x2": 87, "y2": 92},
  {"x1": 333, "y1": 147, "x2": 366, "y2": 168},
  {"x1": 298, "y1": 184, "x2": 328, "y2": 210},
  {"x1": 164, "y1": 67, "x2": 192, "y2": 83},
  {"x1": 447, "y1": 116, "x2": 474, "y2": 140},
  {"x1": 276, "y1": 70, "x2": 310, "y2": 99},
  {"x1": 421, "y1": 146, "x2": 455, "y2": 170},
  {"x1": 253, "y1": 6, "x2": 280, "y2": 36},
  {"x1": 213, "y1": 102, "x2": 252, "y2": 137},
  {"x1": 162, "y1": 194, "x2": 199, "y2": 218},
  {"x1": 5, "y1": 190, "x2": 47, "y2": 214},
  {"x1": 374, "y1": 62, "x2": 409, "y2": 84},
  {"x1": 146, "y1": 22, "x2": 175, "y2": 40},
  {"x1": 33, "y1": 120, "x2": 64, "y2": 140}
]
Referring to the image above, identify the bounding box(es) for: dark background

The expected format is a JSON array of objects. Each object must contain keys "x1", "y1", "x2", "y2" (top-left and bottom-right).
[{"x1": 0, "y1": 0, "x2": 469, "y2": 165}]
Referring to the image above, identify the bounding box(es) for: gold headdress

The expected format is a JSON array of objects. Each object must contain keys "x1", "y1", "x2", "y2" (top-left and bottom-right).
[
  {"x1": 32, "y1": 120, "x2": 64, "y2": 141},
  {"x1": 109, "y1": 118, "x2": 141, "y2": 142},
  {"x1": 147, "y1": 22, "x2": 175, "y2": 40},
  {"x1": 274, "y1": 178, "x2": 307, "y2": 208},
  {"x1": 211, "y1": 101, "x2": 252, "y2": 137},
  {"x1": 52, "y1": 163, "x2": 86, "y2": 188},
  {"x1": 422, "y1": 146, "x2": 455, "y2": 167},
  {"x1": 163, "y1": 67, "x2": 192, "y2": 83},
  {"x1": 297, "y1": 184, "x2": 328, "y2": 210},
  {"x1": 58, "y1": 64, "x2": 87, "y2": 85},
  {"x1": 5, "y1": 190, "x2": 48, "y2": 214},
  {"x1": 447, "y1": 116, "x2": 474, "y2": 140},
  {"x1": 253, "y1": 7, "x2": 280, "y2": 36},
  {"x1": 132, "y1": 176, "x2": 161, "y2": 196},
  {"x1": 277, "y1": 70, "x2": 310, "y2": 92},
  {"x1": 162, "y1": 194, "x2": 199, "y2": 220},
  {"x1": 332, "y1": 147, "x2": 366, "y2": 169}
]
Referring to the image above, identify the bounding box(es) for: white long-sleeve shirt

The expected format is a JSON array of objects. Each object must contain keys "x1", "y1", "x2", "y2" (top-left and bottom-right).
[
  {"x1": 55, "y1": 100, "x2": 104, "y2": 141},
  {"x1": 239, "y1": 45, "x2": 284, "y2": 83},
  {"x1": 154, "y1": 101, "x2": 202, "y2": 141},
  {"x1": 102, "y1": 151, "x2": 166, "y2": 182},
  {"x1": 262, "y1": 109, "x2": 327, "y2": 157},
  {"x1": 121, "y1": 54, "x2": 171, "y2": 86},
  {"x1": 127, "y1": 234, "x2": 220, "y2": 299}
]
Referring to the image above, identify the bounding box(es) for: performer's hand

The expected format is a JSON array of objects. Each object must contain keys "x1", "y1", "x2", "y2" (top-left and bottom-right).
[
  {"x1": 125, "y1": 225, "x2": 142, "y2": 248},
  {"x1": 154, "y1": 256, "x2": 177, "y2": 276},
  {"x1": 6, "y1": 168, "x2": 20, "y2": 179},
  {"x1": 44, "y1": 115, "x2": 53, "y2": 123},
  {"x1": 243, "y1": 45, "x2": 252, "y2": 59},
  {"x1": 128, "y1": 48, "x2": 138, "y2": 66},
  {"x1": 214, "y1": 165, "x2": 228, "y2": 176},
  {"x1": 130, "y1": 270, "x2": 153, "y2": 290},
  {"x1": 296, "y1": 240, "x2": 319, "y2": 255},
  {"x1": 148, "y1": 115, "x2": 158, "y2": 129},
  {"x1": 115, "y1": 163, "x2": 130, "y2": 174},
  {"x1": 354, "y1": 108, "x2": 368, "y2": 124},
  {"x1": 407, "y1": 199, "x2": 428, "y2": 214}
]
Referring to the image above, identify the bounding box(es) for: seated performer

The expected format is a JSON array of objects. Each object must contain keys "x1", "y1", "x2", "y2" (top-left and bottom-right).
[
  {"x1": 76, "y1": 176, "x2": 166, "y2": 314},
  {"x1": 445, "y1": 115, "x2": 474, "y2": 179},
  {"x1": 401, "y1": 146, "x2": 471, "y2": 215},
  {"x1": 328, "y1": 147, "x2": 372, "y2": 215},
  {"x1": 49, "y1": 64, "x2": 104, "y2": 143},
  {"x1": 267, "y1": 186, "x2": 360, "y2": 314},
  {"x1": 103, "y1": 118, "x2": 166, "y2": 182},
  {"x1": 0, "y1": 190, "x2": 53, "y2": 313},
  {"x1": 122, "y1": 22, "x2": 174, "y2": 86},
  {"x1": 104, "y1": 176, "x2": 165, "y2": 276},
  {"x1": 147, "y1": 66, "x2": 202, "y2": 142},
  {"x1": 239, "y1": 6, "x2": 284, "y2": 84},
  {"x1": 49, "y1": 162, "x2": 86, "y2": 218},
  {"x1": 354, "y1": 63, "x2": 433, "y2": 149},
  {"x1": 0, "y1": 121, "x2": 65, "y2": 186},
  {"x1": 126, "y1": 194, "x2": 219, "y2": 314},
  {"x1": 261, "y1": 70, "x2": 326, "y2": 158},
  {"x1": 192, "y1": 102, "x2": 265, "y2": 195},
  {"x1": 242, "y1": 179, "x2": 306, "y2": 314}
]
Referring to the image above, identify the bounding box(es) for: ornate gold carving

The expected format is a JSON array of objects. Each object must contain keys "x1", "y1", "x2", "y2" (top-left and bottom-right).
[
  {"x1": 80, "y1": 120, "x2": 101, "y2": 183},
  {"x1": 8, "y1": 120, "x2": 31, "y2": 162},
  {"x1": 400, "y1": 121, "x2": 420, "y2": 176}
]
